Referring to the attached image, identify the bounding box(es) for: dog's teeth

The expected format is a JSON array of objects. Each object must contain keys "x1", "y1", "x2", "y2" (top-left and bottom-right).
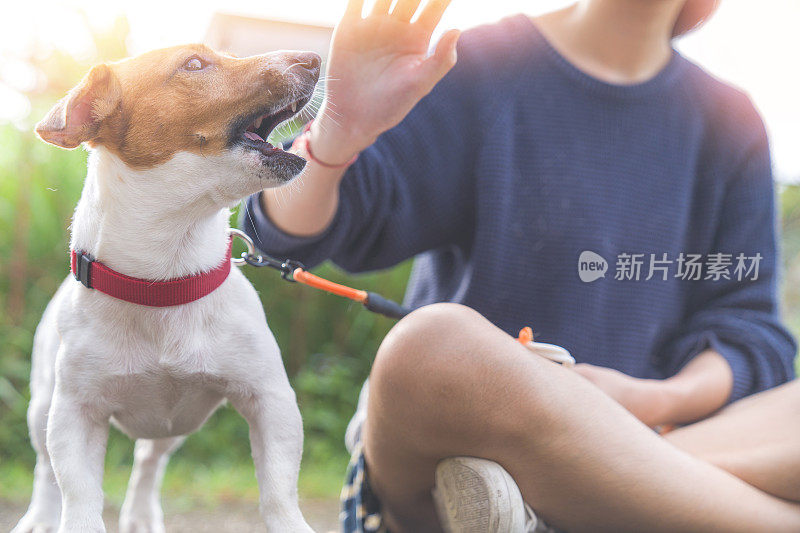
[
  {"x1": 277, "y1": 141, "x2": 284, "y2": 150},
  {"x1": 244, "y1": 131, "x2": 264, "y2": 142},
  {"x1": 290, "y1": 101, "x2": 297, "y2": 113},
  {"x1": 254, "y1": 116, "x2": 263, "y2": 129}
]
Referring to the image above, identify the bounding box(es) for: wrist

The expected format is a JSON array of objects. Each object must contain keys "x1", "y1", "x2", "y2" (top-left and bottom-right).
[
  {"x1": 658, "y1": 350, "x2": 733, "y2": 426},
  {"x1": 309, "y1": 109, "x2": 373, "y2": 165},
  {"x1": 655, "y1": 377, "x2": 690, "y2": 425},
  {"x1": 627, "y1": 378, "x2": 680, "y2": 428}
]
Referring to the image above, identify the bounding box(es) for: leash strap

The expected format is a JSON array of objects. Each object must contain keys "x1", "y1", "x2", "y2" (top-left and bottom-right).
[
  {"x1": 70, "y1": 240, "x2": 232, "y2": 307},
  {"x1": 241, "y1": 245, "x2": 411, "y2": 319},
  {"x1": 292, "y1": 269, "x2": 410, "y2": 320}
]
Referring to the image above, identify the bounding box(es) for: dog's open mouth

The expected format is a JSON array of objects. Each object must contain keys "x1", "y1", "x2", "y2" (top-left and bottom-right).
[{"x1": 235, "y1": 94, "x2": 312, "y2": 161}]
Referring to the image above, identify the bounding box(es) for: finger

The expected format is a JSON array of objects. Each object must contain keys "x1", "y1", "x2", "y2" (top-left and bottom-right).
[
  {"x1": 369, "y1": 0, "x2": 394, "y2": 17},
  {"x1": 415, "y1": 0, "x2": 452, "y2": 33},
  {"x1": 344, "y1": 0, "x2": 365, "y2": 19},
  {"x1": 391, "y1": 0, "x2": 422, "y2": 22},
  {"x1": 433, "y1": 27, "x2": 459, "y2": 67},
  {"x1": 418, "y1": 28, "x2": 459, "y2": 88}
]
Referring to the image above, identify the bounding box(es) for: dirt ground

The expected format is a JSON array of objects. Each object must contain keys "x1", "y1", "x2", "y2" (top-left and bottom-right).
[{"x1": 0, "y1": 498, "x2": 340, "y2": 532}]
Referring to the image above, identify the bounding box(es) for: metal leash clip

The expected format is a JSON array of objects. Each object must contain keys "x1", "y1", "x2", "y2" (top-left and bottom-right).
[
  {"x1": 228, "y1": 228, "x2": 306, "y2": 282},
  {"x1": 228, "y1": 228, "x2": 261, "y2": 267}
]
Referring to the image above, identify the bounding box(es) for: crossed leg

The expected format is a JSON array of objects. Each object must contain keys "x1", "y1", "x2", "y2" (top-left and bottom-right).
[
  {"x1": 666, "y1": 380, "x2": 800, "y2": 503},
  {"x1": 363, "y1": 303, "x2": 800, "y2": 532}
]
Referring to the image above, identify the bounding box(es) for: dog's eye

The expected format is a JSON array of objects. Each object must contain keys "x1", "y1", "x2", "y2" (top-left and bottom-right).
[{"x1": 182, "y1": 57, "x2": 207, "y2": 72}]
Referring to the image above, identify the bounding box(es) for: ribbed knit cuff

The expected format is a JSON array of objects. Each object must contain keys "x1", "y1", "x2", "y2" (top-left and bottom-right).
[
  {"x1": 240, "y1": 191, "x2": 332, "y2": 256},
  {"x1": 704, "y1": 334, "x2": 755, "y2": 403}
]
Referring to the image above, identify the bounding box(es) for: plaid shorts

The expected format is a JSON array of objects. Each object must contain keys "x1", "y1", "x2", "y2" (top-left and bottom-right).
[{"x1": 340, "y1": 441, "x2": 387, "y2": 533}]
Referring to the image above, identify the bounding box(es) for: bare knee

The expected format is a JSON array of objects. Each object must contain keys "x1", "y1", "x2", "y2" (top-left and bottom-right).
[
  {"x1": 371, "y1": 303, "x2": 488, "y2": 395},
  {"x1": 368, "y1": 303, "x2": 531, "y2": 449}
]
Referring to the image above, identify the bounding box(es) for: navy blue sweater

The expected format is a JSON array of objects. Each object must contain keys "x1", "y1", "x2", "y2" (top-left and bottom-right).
[{"x1": 243, "y1": 14, "x2": 796, "y2": 401}]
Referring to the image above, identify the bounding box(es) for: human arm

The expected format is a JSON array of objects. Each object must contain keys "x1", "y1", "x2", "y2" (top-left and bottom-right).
[
  {"x1": 661, "y1": 126, "x2": 796, "y2": 403},
  {"x1": 574, "y1": 349, "x2": 732, "y2": 427},
  {"x1": 575, "y1": 112, "x2": 795, "y2": 426},
  {"x1": 262, "y1": 0, "x2": 460, "y2": 238},
  {"x1": 242, "y1": 1, "x2": 489, "y2": 272}
]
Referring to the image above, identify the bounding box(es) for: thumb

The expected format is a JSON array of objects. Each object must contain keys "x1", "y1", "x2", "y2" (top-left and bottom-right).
[{"x1": 419, "y1": 29, "x2": 460, "y2": 88}]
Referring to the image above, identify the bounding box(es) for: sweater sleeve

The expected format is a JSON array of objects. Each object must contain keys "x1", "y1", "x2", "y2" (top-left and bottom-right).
[
  {"x1": 240, "y1": 39, "x2": 481, "y2": 273},
  {"x1": 661, "y1": 126, "x2": 796, "y2": 402}
]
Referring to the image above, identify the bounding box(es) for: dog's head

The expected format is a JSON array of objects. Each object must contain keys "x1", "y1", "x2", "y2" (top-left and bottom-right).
[{"x1": 36, "y1": 44, "x2": 320, "y2": 187}]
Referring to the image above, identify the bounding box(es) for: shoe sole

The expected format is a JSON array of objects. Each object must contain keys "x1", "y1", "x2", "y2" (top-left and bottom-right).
[{"x1": 433, "y1": 456, "x2": 527, "y2": 533}]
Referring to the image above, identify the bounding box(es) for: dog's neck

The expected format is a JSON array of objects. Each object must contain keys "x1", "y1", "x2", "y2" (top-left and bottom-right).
[{"x1": 70, "y1": 148, "x2": 233, "y2": 281}]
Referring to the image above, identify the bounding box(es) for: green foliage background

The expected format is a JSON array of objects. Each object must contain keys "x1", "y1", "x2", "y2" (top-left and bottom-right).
[{"x1": 1, "y1": 13, "x2": 799, "y2": 507}]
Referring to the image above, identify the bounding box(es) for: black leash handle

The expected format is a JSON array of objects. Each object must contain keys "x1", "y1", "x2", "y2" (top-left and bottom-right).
[{"x1": 364, "y1": 292, "x2": 412, "y2": 320}]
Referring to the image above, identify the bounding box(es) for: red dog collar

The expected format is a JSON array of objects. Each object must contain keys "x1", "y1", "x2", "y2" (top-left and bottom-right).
[{"x1": 70, "y1": 240, "x2": 232, "y2": 307}]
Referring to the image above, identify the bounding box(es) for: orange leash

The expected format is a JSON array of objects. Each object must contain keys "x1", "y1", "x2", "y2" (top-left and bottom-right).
[
  {"x1": 235, "y1": 229, "x2": 502, "y2": 321},
  {"x1": 292, "y1": 268, "x2": 368, "y2": 303},
  {"x1": 290, "y1": 268, "x2": 409, "y2": 318},
  {"x1": 233, "y1": 231, "x2": 553, "y2": 330},
  {"x1": 293, "y1": 269, "x2": 548, "y2": 341}
]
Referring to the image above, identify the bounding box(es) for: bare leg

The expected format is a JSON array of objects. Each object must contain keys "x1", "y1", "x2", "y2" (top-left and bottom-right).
[
  {"x1": 119, "y1": 436, "x2": 186, "y2": 533},
  {"x1": 363, "y1": 303, "x2": 800, "y2": 533},
  {"x1": 666, "y1": 380, "x2": 800, "y2": 503}
]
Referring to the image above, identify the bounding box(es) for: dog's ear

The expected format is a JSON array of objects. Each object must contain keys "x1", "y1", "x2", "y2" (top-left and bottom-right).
[{"x1": 36, "y1": 64, "x2": 121, "y2": 149}]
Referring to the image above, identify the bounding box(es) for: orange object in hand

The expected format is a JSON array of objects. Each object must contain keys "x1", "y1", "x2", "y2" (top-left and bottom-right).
[{"x1": 518, "y1": 326, "x2": 534, "y2": 345}]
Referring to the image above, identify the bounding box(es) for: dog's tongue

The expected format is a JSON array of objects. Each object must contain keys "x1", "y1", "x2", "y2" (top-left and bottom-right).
[{"x1": 245, "y1": 131, "x2": 265, "y2": 143}]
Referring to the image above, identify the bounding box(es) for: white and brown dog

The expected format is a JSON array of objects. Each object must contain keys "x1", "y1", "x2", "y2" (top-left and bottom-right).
[{"x1": 12, "y1": 44, "x2": 320, "y2": 533}]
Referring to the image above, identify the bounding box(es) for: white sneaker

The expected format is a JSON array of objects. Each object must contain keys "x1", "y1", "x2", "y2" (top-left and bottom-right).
[{"x1": 433, "y1": 456, "x2": 555, "y2": 533}]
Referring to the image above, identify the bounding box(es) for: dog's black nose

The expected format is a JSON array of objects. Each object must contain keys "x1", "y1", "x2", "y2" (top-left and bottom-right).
[{"x1": 296, "y1": 52, "x2": 321, "y2": 75}]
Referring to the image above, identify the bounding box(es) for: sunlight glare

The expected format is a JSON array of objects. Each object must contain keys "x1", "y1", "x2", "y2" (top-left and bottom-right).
[{"x1": 1, "y1": 0, "x2": 797, "y2": 181}]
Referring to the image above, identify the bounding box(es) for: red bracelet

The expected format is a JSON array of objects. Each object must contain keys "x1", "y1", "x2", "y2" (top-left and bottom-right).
[{"x1": 295, "y1": 121, "x2": 359, "y2": 169}]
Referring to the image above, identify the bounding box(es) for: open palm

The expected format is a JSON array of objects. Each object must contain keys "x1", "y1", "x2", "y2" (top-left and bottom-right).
[{"x1": 312, "y1": 0, "x2": 459, "y2": 162}]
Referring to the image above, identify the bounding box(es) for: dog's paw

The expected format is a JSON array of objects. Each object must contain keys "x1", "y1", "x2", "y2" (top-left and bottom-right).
[
  {"x1": 119, "y1": 510, "x2": 165, "y2": 533},
  {"x1": 10, "y1": 512, "x2": 59, "y2": 533},
  {"x1": 118, "y1": 516, "x2": 165, "y2": 533},
  {"x1": 263, "y1": 523, "x2": 315, "y2": 533},
  {"x1": 262, "y1": 515, "x2": 315, "y2": 533},
  {"x1": 119, "y1": 494, "x2": 165, "y2": 533}
]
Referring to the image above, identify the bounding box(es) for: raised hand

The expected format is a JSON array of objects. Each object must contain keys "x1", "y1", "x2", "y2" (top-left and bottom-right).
[{"x1": 311, "y1": 0, "x2": 459, "y2": 164}]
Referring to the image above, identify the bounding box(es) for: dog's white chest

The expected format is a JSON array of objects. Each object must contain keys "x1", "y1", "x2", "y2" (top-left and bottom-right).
[{"x1": 108, "y1": 371, "x2": 226, "y2": 439}]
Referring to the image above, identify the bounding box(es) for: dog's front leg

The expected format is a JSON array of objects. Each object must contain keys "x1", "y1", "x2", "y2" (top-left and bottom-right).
[
  {"x1": 47, "y1": 384, "x2": 109, "y2": 533},
  {"x1": 230, "y1": 388, "x2": 313, "y2": 533}
]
